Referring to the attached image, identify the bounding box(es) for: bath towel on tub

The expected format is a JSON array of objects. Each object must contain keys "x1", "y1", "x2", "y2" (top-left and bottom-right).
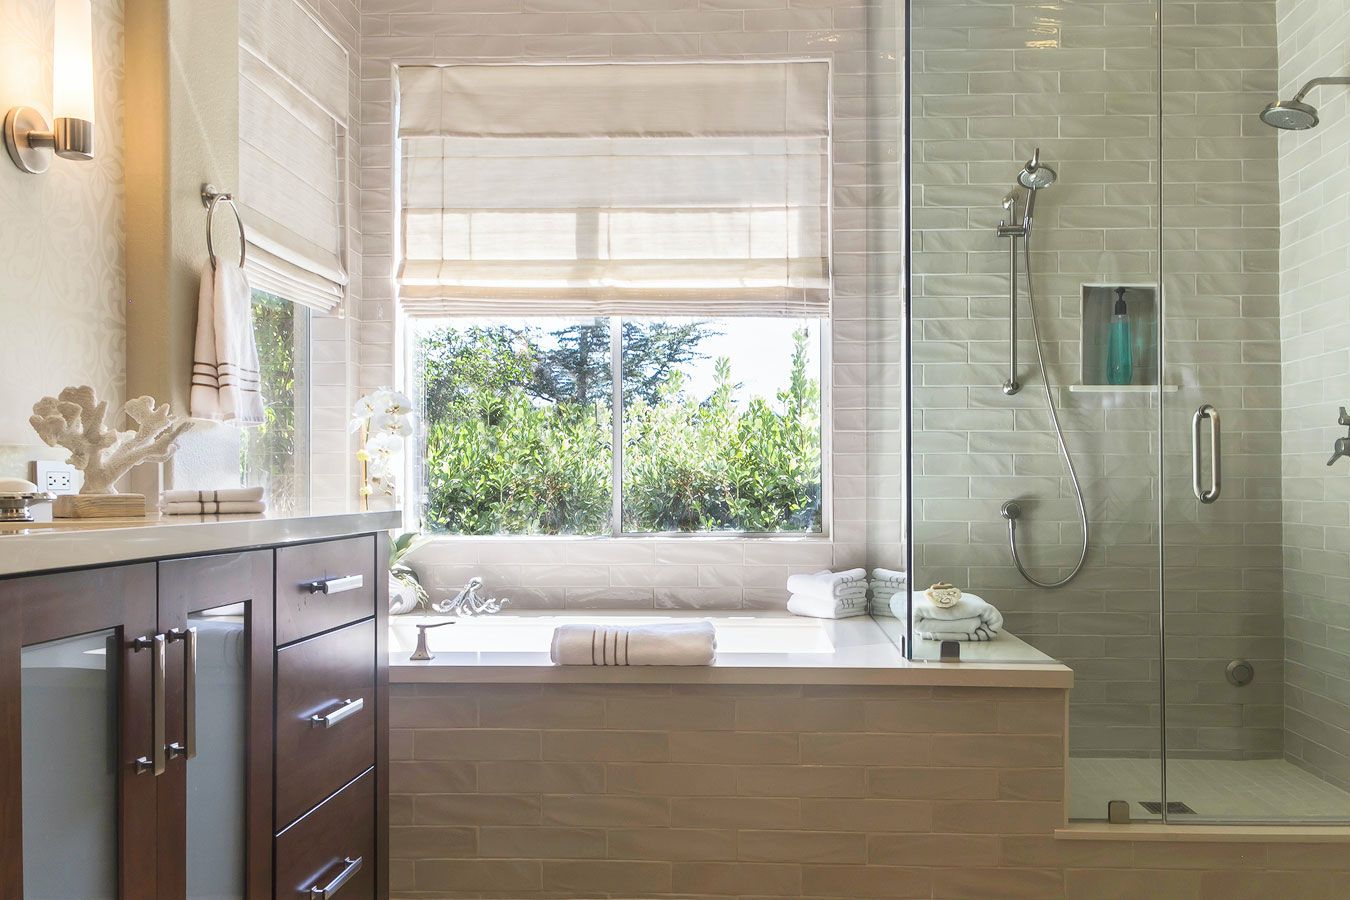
[
  {"x1": 913, "y1": 592, "x2": 1004, "y2": 642},
  {"x1": 550, "y1": 621, "x2": 717, "y2": 666}
]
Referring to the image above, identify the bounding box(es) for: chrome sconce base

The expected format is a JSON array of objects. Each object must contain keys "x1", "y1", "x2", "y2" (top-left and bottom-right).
[{"x1": 4, "y1": 107, "x2": 94, "y2": 174}]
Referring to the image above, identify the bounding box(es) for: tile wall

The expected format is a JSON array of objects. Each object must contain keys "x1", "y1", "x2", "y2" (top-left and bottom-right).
[
  {"x1": 389, "y1": 681, "x2": 1350, "y2": 899},
  {"x1": 909, "y1": 0, "x2": 1284, "y2": 759},
  {"x1": 1275, "y1": 0, "x2": 1350, "y2": 791},
  {"x1": 355, "y1": 0, "x2": 905, "y2": 609}
]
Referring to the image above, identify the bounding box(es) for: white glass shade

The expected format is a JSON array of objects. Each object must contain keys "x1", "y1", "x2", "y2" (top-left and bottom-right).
[{"x1": 53, "y1": 0, "x2": 95, "y2": 124}]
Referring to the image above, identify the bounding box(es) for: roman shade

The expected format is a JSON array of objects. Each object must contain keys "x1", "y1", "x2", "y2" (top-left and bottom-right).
[
  {"x1": 238, "y1": 0, "x2": 349, "y2": 312},
  {"x1": 397, "y1": 62, "x2": 832, "y2": 318}
]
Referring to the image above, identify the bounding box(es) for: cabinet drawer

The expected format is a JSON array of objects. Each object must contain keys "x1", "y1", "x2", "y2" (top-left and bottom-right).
[
  {"x1": 276, "y1": 620, "x2": 376, "y2": 827},
  {"x1": 276, "y1": 769, "x2": 375, "y2": 899},
  {"x1": 276, "y1": 536, "x2": 376, "y2": 645}
]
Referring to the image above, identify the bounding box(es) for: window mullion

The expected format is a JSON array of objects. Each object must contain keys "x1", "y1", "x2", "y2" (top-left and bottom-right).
[{"x1": 610, "y1": 316, "x2": 624, "y2": 536}]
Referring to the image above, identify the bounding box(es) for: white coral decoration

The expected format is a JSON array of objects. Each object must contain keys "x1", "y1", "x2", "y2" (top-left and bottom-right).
[
  {"x1": 30, "y1": 386, "x2": 192, "y2": 495},
  {"x1": 351, "y1": 388, "x2": 416, "y2": 500}
]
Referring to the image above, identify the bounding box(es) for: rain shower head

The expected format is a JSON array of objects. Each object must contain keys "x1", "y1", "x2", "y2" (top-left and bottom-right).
[
  {"x1": 1260, "y1": 76, "x2": 1350, "y2": 130},
  {"x1": 1261, "y1": 98, "x2": 1319, "y2": 130},
  {"x1": 1017, "y1": 147, "x2": 1057, "y2": 190}
]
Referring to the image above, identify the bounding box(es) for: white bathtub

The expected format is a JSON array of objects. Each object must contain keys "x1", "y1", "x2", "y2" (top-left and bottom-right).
[{"x1": 390, "y1": 611, "x2": 836, "y2": 657}]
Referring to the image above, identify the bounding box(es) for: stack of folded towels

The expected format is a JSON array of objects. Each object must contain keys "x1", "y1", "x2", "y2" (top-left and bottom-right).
[
  {"x1": 913, "y1": 583, "x2": 1004, "y2": 642},
  {"x1": 551, "y1": 620, "x2": 716, "y2": 666},
  {"x1": 162, "y1": 487, "x2": 266, "y2": 516},
  {"x1": 869, "y1": 567, "x2": 907, "y2": 614},
  {"x1": 785, "y1": 568, "x2": 868, "y2": 619}
]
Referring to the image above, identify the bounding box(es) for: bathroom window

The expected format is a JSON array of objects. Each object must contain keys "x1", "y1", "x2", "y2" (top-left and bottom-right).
[
  {"x1": 399, "y1": 61, "x2": 830, "y2": 535},
  {"x1": 242, "y1": 290, "x2": 310, "y2": 514},
  {"x1": 411, "y1": 316, "x2": 823, "y2": 536}
]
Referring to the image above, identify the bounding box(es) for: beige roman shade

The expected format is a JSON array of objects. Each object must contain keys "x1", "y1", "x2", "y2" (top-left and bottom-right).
[
  {"x1": 397, "y1": 62, "x2": 832, "y2": 318},
  {"x1": 238, "y1": 0, "x2": 349, "y2": 312}
]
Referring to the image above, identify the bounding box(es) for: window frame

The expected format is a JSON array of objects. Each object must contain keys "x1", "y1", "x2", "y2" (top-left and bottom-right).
[{"x1": 407, "y1": 314, "x2": 832, "y2": 541}]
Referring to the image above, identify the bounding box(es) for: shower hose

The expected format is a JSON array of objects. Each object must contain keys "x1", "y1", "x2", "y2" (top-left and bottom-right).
[{"x1": 1006, "y1": 234, "x2": 1090, "y2": 589}]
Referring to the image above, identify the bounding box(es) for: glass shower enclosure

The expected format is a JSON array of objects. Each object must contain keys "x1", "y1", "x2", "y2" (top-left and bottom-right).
[{"x1": 904, "y1": 0, "x2": 1350, "y2": 823}]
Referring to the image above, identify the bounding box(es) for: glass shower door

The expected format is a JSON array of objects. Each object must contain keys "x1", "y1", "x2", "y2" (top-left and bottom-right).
[{"x1": 1158, "y1": 0, "x2": 1350, "y2": 823}]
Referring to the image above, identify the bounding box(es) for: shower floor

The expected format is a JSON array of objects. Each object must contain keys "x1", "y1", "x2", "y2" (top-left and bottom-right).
[{"x1": 1069, "y1": 757, "x2": 1350, "y2": 822}]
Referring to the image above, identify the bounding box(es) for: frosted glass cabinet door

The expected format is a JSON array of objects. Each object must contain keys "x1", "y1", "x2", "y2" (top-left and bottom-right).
[
  {"x1": 21, "y1": 631, "x2": 120, "y2": 899},
  {"x1": 157, "y1": 550, "x2": 274, "y2": 899},
  {"x1": 0, "y1": 564, "x2": 159, "y2": 899}
]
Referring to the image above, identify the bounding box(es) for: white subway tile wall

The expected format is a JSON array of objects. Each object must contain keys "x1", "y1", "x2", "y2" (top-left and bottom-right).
[
  {"x1": 911, "y1": 0, "x2": 1284, "y2": 759},
  {"x1": 357, "y1": 0, "x2": 905, "y2": 608},
  {"x1": 302, "y1": 0, "x2": 365, "y2": 513},
  {"x1": 1276, "y1": 0, "x2": 1350, "y2": 791}
]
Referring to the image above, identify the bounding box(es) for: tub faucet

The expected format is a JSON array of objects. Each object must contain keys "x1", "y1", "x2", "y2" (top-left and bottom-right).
[
  {"x1": 1329, "y1": 407, "x2": 1350, "y2": 466},
  {"x1": 431, "y1": 576, "x2": 511, "y2": 616},
  {"x1": 410, "y1": 620, "x2": 454, "y2": 661}
]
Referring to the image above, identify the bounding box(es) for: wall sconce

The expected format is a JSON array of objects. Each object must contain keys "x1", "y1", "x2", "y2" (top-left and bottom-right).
[{"x1": 4, "y1": 0, "x2": 96, "y2": 174}]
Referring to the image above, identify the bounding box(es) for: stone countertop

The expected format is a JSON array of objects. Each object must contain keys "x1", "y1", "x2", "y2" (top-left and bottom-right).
[{"x1": 0, "y1": 510, "x2": 403, "y2": 577}]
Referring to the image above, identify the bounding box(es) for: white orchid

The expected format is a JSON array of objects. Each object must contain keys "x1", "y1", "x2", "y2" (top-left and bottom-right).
[
  {"x1": 370, "y1": 411, "x2": 414, "y2": 438},
  {"x1": 351, "y1": 387, "x2": 417, "y2": 505}
]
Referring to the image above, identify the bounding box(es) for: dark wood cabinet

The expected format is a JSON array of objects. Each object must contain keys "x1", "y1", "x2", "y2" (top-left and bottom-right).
[{"x1": 0, "y1": 531, "x2": 389, "y2": 900}]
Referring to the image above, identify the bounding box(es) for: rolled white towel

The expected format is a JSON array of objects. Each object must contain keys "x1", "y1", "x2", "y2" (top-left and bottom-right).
[
  {"x1": 786, "y1": 569, "x2": 868, "y2": 601},
  {"x1": 163, "y1": 487, "x2": 264, "y2": 504},
  {"x1": 163, "y1": 500, "x2": 267, "y2": 515},
  {"x1": 913, "y1": 592, "x2": 1003, "y2": 642},
  {"x1": 787, "y1": 593, "x2": 868, "y2": 620},
  {"x1": 550, "y1": 621, "x2": 716, "y2": 666}
]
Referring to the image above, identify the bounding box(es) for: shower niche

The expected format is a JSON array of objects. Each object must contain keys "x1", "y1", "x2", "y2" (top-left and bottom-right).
[{"x1": 1073, "y1": 283, "x2": 1167, "y2": 392}]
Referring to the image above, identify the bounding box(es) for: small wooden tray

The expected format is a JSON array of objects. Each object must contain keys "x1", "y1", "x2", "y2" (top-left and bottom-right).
[{"x1": 53, "y1": 493, "x2": 148, "y2": 519}]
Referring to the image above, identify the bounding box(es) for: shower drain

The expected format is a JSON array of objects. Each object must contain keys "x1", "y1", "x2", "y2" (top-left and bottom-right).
[{"x1": 1139, "y1": 801, "x2": 1196, "y2": 816}]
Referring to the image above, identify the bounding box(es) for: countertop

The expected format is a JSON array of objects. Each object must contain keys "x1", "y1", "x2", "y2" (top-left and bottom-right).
[
  {"x1": 388, "y1": 610, "x2": 1073, "y2": 689},
  {"x1": 0, "y1": 510, "x2": 402, "y2": 576}
]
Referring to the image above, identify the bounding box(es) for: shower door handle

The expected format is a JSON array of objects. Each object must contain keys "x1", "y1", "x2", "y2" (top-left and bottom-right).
[{"x1": 1192, "y1": 404, "x2": 1221, "y2": 504}]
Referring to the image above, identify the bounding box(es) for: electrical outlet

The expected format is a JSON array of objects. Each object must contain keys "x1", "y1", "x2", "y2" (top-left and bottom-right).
[{"x1": 32, "y1": 460, "x2": 81, "y2": 495}]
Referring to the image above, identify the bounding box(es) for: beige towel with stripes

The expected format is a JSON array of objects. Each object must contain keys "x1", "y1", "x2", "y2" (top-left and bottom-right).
[{"x1": 550, "y1": 621, "x2": 716, "y2": 666}]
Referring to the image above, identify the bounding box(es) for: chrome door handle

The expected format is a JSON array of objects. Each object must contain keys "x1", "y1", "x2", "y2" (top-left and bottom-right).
[
  {"x1": 310, "y1": 697, "x2": 364, "y2": 728},
  {"x1": 1192, "y1": 404, "x2": 1221, "y2": 504},
  {"x1": 305, "y1": 574, "x2": 364, "y2": 595},
  {"x1": 309, "y1": 856, "x2": 363, "y2": 897},
  {"x1": 133, "y1": 633, "x2": 167, "y2": 776},
  {"x1": 167, "y1": 627, "x2": 197, "y2": 760}
]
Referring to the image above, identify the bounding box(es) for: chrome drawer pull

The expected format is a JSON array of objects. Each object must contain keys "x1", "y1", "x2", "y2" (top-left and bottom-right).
[
  {"x1": 167, "y1": 626, "x2": 197, "y2": 760},
  {"x1": 309, "y1": 856, "x2": 363, "y2": 898},
  {"x1": 304, "y1": 574, "x2": 364, "y2": 595},
  {"x1": 310, "y1": 697, "x2": 364, "y2": 729},
  {"x1": 133, "y1": 633, "x2": 167, "y2": 777}
]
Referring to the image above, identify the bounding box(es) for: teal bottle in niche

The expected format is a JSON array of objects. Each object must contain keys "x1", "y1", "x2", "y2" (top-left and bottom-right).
[{"x1": 1106, "y1": 287, "x2": 1134, "y2": 386}]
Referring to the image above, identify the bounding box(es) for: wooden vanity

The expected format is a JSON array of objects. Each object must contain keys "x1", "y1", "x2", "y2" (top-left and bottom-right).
[{"x1": 0, "y1": 511, "x2": 398, "y2": 899}]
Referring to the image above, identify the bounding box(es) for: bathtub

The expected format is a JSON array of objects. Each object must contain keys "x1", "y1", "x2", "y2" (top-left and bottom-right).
[{"x1": 391, "y1": 610, "x2": 835, "y2": 656}]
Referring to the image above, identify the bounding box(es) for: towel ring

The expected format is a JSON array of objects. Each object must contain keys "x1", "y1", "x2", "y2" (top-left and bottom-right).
[{"x1": 201, "y1": 183, "x2": 246, "y2": 271}]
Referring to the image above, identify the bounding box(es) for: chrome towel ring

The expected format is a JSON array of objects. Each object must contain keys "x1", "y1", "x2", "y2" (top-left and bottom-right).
[{"x1": 200, "y1": 183, "x2": 246, "y2": 271}]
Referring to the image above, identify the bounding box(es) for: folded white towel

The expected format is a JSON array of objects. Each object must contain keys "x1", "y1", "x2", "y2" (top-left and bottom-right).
[
  {"x1": 550, "y1": 621, "x2": 716, "y2": 666},
  {"x1": 786, "y1": 569, "x2": 868, "y2": 601},
  {"x1": 787, "y1": 593, "x2": 868, "y2": 620},
  {"x1": 164, "y1": 500, "x2": 267, "y2": 515},
  {"x1": 190, "y1": 261, "x2": 265, "y2": 425},
  {"x1": 163, "y1": 487, "x2": 265, "y2": 504},
  {"x1": 913, "y1": 592, "x2": 1003, "y2": 642},
  {"x1": 869, "y1": 567, "x2": 906, "y2": 593}
]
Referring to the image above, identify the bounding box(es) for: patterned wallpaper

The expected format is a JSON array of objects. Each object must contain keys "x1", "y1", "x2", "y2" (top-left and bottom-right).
[{"x1": 0, "y1": 0, "x2": 125, "y2": 476}]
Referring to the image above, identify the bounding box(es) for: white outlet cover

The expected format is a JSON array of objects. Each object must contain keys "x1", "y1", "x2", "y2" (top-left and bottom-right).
[{"x1": 33, "y1": 460, "x2": 82, "y2": 495}]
